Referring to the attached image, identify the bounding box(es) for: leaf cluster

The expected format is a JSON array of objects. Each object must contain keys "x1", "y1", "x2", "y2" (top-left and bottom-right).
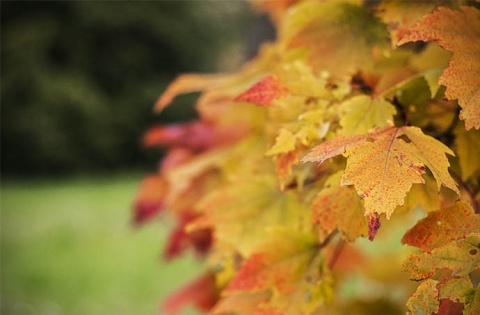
[{"x1": 134, "y1": 1, "x2": 480, "y2": 314}]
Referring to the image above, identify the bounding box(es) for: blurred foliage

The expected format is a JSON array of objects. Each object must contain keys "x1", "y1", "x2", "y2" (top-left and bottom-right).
[{"x1": 1, "y1": 1, "x2": 254, "y2": 176}]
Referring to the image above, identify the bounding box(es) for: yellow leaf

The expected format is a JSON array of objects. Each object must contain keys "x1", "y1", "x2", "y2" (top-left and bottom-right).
[
  {"x1": 402, "y1": 233, "x2": 480, "y2": 281},
  {"x1": 224, "y1": 228, "x2": 333, "y2": 315},
  {"x1": 302, "y1": 126, "x2": 458, "y2": 219},
  {"x1": 265, "y1": 128, "x2": 296, "y2": 156},
  {"x1": 377, "y1": 0, "x2": 440, "y2": 47},
  {"x1": 406, "y1": 279, "x2": 440, "y2": 315},
  {"x1": 398, "y1": 6, "x2": 480, "y2": 130},
  {"x1": 339, "y1": 95, "x2": 397, "y2": 135},
  {"x1": 282, "y1": 1, "x2": 389, "y2": 79},
  {"x1": 455, "y1": 127, "x2": 480, "y2": 180},
  {"x1": 193, "y1": 175, "x2": 309, "y2": 257}
]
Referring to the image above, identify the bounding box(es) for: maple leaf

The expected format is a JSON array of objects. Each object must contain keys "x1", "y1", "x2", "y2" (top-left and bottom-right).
[
  {"x1": 155, "y1": 74, "x2": 229, "y2": 112},
  {"x1": 302, "y1": 126, "x2": 458, "y2": 219},
  {"x1": 406, "y1": 279, "x2": 440, "y2": 315},
  {"x1": 376, "y1": 0, "x2": 439, "y2": 47},
  {"x1": 283, "y1": 1, "x2": 389, "y2": 79},
  {"x1": 191, "y1": 175, "x2": 310, "y2": 257},
  {"x1": 224, "y1": 228, "x2": 334, "y2": 315},
  {"x1": 265, "y1": 128, "x2": 296, "y2": 156},
  {"x1": 398, "y1": 6, "x2": 480, "y2": 130},
  {"x1": 338, "y1": 95, "x2": 397, "y2": 135},
  {"x1": 402, "y1": 233, "x2": 480, "y2": 281},
  {"x1": 438, "y1": 277, "x2": 479, "y2": 315},
  {"x1": 402, "y1": 201, "x2": 480, "y2": 252},
  {"x1": 235, "y1": 75, "x2": 288, "y2": 107},
  {"x1": 455, "y1": 127, "x2": 480, "y2": 181},
  {"x1": 163, "y1": 211, "x2": 212, "y2": 261},
  {"x1": 162, "y1": 272, "x2": 218, "y2": 315},
  {"x1": 211, "y1": 290, "x2": 271, "y2": 315},
  {"x1": 132, "y1": 175, "x2": 167, "y2": 225},
  {"x1": 312, "y1": 172, "x2": 368, "y2": 242}
]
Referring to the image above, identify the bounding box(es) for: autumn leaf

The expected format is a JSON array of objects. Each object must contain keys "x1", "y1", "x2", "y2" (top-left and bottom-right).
[
  {"x1": 312, "y1": 172, "x2": 368, "y2": 242},
  {"x1": 438, "y1": 277, "x2": 475, "y2": 311},
  {"x1": 338, "y1": 95, "x2": 397, "y2": 135},
  {"x1": 132, "y1": 175, "x2": 167, "y2": 225},
  {"x1": 155, "y1": 74, "x2": 229, "y2": 112},
  {"x1": 302, "y1": 126, "x2": 458, "y2": 219},
  {"x1": 406, "y1": 279, "x2": 440, "y2": 315},
  {"x1": 162, "y1": 272, "x2": 218, "y2": 315},
  {"x1": 235, "y1": 75, "x2": 288, "y2": 107},
  {"x1": 224, "y1": 228, "x2": 333, "y2": 315},
  {"x1": 398, "y1": 6, "x2": 480, "y2": 130},
  {"x1": 283, "y1": 1, "x2": 389, "y2": 79},
  {"x1": 402, "y1": 201, "x2": 480, "y2": 252},
  {"x1": 455, "y1": 127, "x2": 480, "y2": 181},
  {"x1": 211, "y1": 290, "x2": 271, "y2": 315},
  {"x1": 163, "y1": 211, "x2": 212, "y2": 261},
  {"x1": 402, "y1": 233, "x2": 480, "y2": 281},
  {"x1": 191, "y1": 175, "x2": 310, "y2": 257},
  {"x1": 377, "y1": 0, "x2": 439, "y2": 47},
  {"x1": 265, "y1": 128, "x2": 296, "y2": 156}
]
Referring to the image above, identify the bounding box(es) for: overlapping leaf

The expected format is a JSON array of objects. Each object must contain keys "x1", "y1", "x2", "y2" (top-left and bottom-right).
[
  {"x1": 402, "y1": 233, "x2": 480, "y2": 281},
  {"x1": 403, "y1": 232, "x2": 480, "y2": 315},
  {"x1": 302, "y1": 126, "x2": 458, "y2": 219},
  {"x1": 338, "y1": 95, "x2": 397, "y2": 135},
  {"x1": 223, "y1": 228, "x2": 333, "y2": 315},
  {"x1": 283, "y1": 1, "x2": 389, "y2": 78},
  {"x1": 312, "y1": 172, "x2": 368, "y2": 242},
  {"x1": 402, "y1": 201, "x2": 480, "y2": 252},
  {"x1": 191, "y1": 175, "x2": 310, "y2": 257},
  {"x1": 377, "y1": 0, "x2": 439, "y2": 46},
  {"x1": 235, "y1": 75, "x2": 289, "y2": 107},
  {"x1": 398, "y1": 6, "x2": 480, "y2": 130},
  {"x1": 162, "y1": 272, "x2": 218, "y2": 315}
]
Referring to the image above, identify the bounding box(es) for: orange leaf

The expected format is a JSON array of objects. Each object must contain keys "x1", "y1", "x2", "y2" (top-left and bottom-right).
[
  {"x1": 163, "y1": 211, "x2": 212, "y2": 261},
  {"x1": 162, "y1": 272, "x2": 218, "y2": 315},
  {"x1": 402, "y1": 201, "x2": 480, "y2": 252},
  {"x1": 302, "y1": 126, "x2": 458, "y2": 219},
  {"x1": 285, "y1": 2, "x2": 389, "y2": 78},
  {"x1": 398, "y1": 6, "x2": 480, "y2": 130},
  {"x1": 402, "y1": 233, "x2": 480, "y2": 281},
  {"x1": 155, "y1": 74, "x2": 228, "y2": 112},
  {"x1": 132, "y1": 175, "x2": 168, "y2": 225},
  {"x1": 311, "y1": 172, "x2": 368, "y2": 242},
  {"x1": 235, "y1": 75, "x2": 288, "y2": 107},
  {"x1": 224, "y1": 229, "x2": 332, "y2": 314}
]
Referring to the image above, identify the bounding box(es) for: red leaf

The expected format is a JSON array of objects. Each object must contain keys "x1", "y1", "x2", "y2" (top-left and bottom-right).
[
  {"x1": 163, "y1": 212, "x2": 213, "y2": 260},
  {"x1": 402, "y1": 201, "x2": 480, "y2": 252},
  {"x1": 160, "y1": 147, "x2": 194, "y2": 172},
  {"x1": 436, "y1": 298, "x2": 464, "y2": 315},
  {"x1": 162, "y1": 272, "x2": 218, "y2": 315},
  {"x1": 235, "y1": 75, "x2": 288, "y2": 106},
  {"x1": 143, "y1": 122, "x2": 215, "y2": 151},
  {"x1": 132, "y1": 175, "x2": 168, "y2": 225}
]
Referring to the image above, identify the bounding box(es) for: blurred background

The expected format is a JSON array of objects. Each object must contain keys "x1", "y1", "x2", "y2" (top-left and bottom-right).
[{"x1": 1, "y1": 2, "x2": 274, "y2": 314}]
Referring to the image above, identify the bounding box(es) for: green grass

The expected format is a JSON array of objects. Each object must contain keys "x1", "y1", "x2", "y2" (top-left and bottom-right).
[{"x1": 1, "y1": 174, "x2": 203, "y2": 315}]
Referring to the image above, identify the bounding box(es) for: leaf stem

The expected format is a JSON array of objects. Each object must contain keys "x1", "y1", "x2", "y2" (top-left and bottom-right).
[{"x1": 327, "y1": 238, "x2": 345, "y2": 270}]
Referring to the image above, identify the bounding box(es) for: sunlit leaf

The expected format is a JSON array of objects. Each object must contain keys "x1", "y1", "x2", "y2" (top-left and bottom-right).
[
  {"x1": 402, "y1": 233, "x2": 480, "y2": 281},
  {"x1": 402, "y1": 201, "x2": 480, "y2": 252},
  {"x1": 398, "y1": 6, "x2": 480, "y2": 130},
  {"x1": 302, "y1": 126, "x2": 458, "y2": 219}
]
